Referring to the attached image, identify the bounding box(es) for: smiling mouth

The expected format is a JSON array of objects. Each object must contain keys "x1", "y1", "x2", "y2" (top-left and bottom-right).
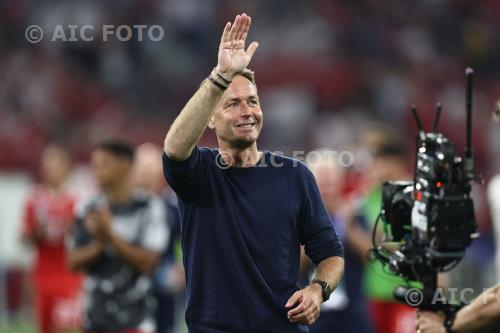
[{"x1": 235, "y1": 122, "x2": 256, "y2": 129}]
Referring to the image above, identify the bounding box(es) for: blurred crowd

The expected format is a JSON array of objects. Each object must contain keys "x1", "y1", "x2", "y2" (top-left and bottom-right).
[
  {"x1": 1, "y1": 0, "x2": 500, "y2": 174},
  {"x1": 1, "y1": 0, "x2": 500, "y2": 332}
]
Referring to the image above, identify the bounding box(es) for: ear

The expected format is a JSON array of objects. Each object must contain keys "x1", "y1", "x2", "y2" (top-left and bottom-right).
[{"x1": 208, "y1": 115, "x2": 215, "y2": 130}]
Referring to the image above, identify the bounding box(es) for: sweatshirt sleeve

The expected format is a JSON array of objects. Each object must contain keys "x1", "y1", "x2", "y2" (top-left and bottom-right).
[
  {"x1": 299, "y1": 167, "x2": 344, "y2": 265},
  {"x1": 162, "y1": 146, "x2": 209, "y2": 200}
]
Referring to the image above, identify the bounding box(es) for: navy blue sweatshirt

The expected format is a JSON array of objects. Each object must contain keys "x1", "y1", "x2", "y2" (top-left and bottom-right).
[{"x1": 163, "y1": 147, "x2": 344, "y2": 333}]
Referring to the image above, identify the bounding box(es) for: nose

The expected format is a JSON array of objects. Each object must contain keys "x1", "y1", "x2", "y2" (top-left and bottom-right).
[{"x1": 240, "y1": 101, "x2": 252, "y2": 118}]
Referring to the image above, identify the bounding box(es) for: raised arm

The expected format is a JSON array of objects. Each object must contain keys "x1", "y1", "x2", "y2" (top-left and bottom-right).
[{"x1": 164, "y1": 13, "x2": 259, "y2": 161}]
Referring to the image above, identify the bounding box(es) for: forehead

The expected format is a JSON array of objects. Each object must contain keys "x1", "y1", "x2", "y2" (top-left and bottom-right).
[
  {"x1": 222, "y1": 75, "x2": 258, "y2": 101},
  {"x1": 91, "y1": 149, "x2": 115, "y2": 161},
  {"x1": 43, "y1": 146, "x2": 68, "y2": 160}
]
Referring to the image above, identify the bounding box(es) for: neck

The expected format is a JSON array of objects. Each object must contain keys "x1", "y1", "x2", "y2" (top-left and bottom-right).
[
  {"x1": 104, "y1": 179, "x2": 133, "y2": 204},
  {"x1": 218, "y1": 141, "x2": 261, "y2": 168}
]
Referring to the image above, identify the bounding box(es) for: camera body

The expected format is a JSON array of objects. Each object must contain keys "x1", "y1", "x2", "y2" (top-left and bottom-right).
[
  {"x1": 370, "y1": 69, "x2": 481, "y2": 318},
  {"x1": 381, "y1": 132, "x2": 477, "y2": 282}
]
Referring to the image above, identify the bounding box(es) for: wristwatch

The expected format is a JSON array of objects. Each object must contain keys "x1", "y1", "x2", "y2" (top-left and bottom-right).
[{"x1": 311, "y1": 279, "x2": 333, "y2": 302}]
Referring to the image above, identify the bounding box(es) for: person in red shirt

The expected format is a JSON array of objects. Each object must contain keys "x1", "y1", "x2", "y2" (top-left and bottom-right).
[{"x1": 21, "y1": 144, "x2": 82, "y2": 333}]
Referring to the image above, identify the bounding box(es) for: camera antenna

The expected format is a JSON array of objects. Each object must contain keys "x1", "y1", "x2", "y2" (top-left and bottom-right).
[
  {"x1": 411, "y1": 105, "x2": 426, "y2": 141},
  {"x1": 411, "y1": 104, "x2": 425, "y2": 192},
  {"x1": 465, "y1": 68, "x2": 474, "y2": 174},
  {"x1": 432, "y1": 103, "x2": 442, "y2": 133}
]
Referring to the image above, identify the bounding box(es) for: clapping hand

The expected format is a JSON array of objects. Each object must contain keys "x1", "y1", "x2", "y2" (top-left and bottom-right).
[{"x1": 84, "y1": 208, "x2": 113, "y2": 241}]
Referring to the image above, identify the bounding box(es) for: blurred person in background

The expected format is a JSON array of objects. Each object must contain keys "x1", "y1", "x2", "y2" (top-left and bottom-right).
[
  {"x1": 488, "y1": 109, "x2": 500, "y2": 281},
  {"x1": 359, "y1": 124, "x2": 417, "y2": 333},
  {"x1": 0, "y1": 1, "x2": 497, "y2": 332},
  {"x1": 304, "y1": 150, "x2": 374, "y2": 333},
  {"x1": 163, "y1": 13, "x2": 344, "y2": 333},
  {"x1": 133, "y1": 143, "x2": 185, "y2": 333},
  {"x1": 67, "y1": 139, "x2": 169, "y2": 333},
  {"x1": 488, "y1": 174, "x2": 500, "y2": 282},
  {"x1": 21, "y1": 144, "x2": 83, "y2": 333}
]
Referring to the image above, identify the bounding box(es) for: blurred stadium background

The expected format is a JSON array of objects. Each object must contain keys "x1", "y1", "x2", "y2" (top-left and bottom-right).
[{"x1": 1, "y1": 0, "x2": 500, "y2": 332}]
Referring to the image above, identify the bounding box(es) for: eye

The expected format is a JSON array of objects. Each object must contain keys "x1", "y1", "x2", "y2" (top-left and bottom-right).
[
  {"x1": 226, "y1": 101, "x2": 238, "y2": 108},
  {"x1": 248, "y1": 99, "x2": 258, "y2": 106}
]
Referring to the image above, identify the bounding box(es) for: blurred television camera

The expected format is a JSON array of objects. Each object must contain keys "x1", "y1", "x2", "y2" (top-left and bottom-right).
[{"x1": 370, "y1": 68, "x2": 483, "y2": 329}]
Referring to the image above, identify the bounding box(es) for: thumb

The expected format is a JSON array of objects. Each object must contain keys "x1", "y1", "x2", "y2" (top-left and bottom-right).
[
  {"x1": 246, "y1": 41, "x2": 259, "y2": 60},
  {"x1": 285, "y1": 290, "x2": 303, "y2": 308}
]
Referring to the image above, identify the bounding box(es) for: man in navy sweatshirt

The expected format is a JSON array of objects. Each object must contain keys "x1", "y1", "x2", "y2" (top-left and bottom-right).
[{"x1": 162, "y1": 13, "x2": 345, "y2": 333}]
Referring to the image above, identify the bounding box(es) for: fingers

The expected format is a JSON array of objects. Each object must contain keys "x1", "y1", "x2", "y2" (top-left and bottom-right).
[
  {"x1": 289, "y1": 308, "x2": 319, "y2": 325},
  {"x1": 240, "y1": 15, "x2": 251, "y2": 43},
  {"x1": 227, "y1": 13, "x2": 252, "y2": 45},
  {"x1": 246, "y1": 41, "x2": 259, "y2": 60},
  {"x1": 84, "y1": 213, "x2": 97, "y2": 234},
  {"x1": 228, "y1": 15, "x2": 241, "y2": 45},
  {"x1": 96, "y1": 207, "x2": 112, "y2": 220},
  {"x1": 415, "y1": 318, "x2": 440, "y2": 333},
  {"x1": 85, "y1": 211, "x2": 98, "y2": 221},
  {"x1": 235, "y1": 13, "x2": 249, "y2": 42},
  {"x1": 220, "y1": 21, "x2": 231, "y2": 44},
  {"x1": 287, "y1": 298, "x2": 320, "y2": 325},
  {"x1": 94, "y1": 208, "x2": 112, "y2": 237},
  {"x1": 286, "y1": 289, "x2": 322, "y2": 325},
  {"x1": 287, "y1": 297, "x2": 311, "y2": 317},
  {"x1": 416, "y1": 309, "x2": 423, "y2": 319},
  {"x1": 285, "y1": 291, "x2": 303, "y2": 309}
]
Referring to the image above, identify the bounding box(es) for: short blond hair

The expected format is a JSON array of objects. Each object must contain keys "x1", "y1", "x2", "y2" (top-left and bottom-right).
[
  {"x1": 205, "y1": 68, "x2": 257, "y2": 90},
  {"x1": 238, "y1": 68, "x2": 257, "y2": 87}
]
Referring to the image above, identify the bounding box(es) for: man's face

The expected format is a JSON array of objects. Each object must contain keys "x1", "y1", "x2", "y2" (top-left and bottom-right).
[
  {"x1": 209, "y1": 75, "x2": 263, "y2": 149},
  {"x1": 91, "y1": 149, "x2": 131, "y2": 189},
  {"x1": 132, "y1": 145, "x2": 164, "y2": 194},
  {"x1": 40, "y1": 146, "x2": 71, "y2": 187}
]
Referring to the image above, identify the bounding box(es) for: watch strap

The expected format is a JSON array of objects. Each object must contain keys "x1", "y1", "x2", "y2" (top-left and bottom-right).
[{"x1": 311, "y1": 279, "x2": 332, "y2": 302}]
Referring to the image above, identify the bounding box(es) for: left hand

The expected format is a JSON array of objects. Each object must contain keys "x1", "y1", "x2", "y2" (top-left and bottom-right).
[
  {"x1": 95, "y1": 208, "x2": 113, "y2": 241},
  {"x1": 285, "y1": 284, "x2": 322, "y2": 325},
  {"x1": 416, "y1": 310, "x2": 447, "y2": 333}
]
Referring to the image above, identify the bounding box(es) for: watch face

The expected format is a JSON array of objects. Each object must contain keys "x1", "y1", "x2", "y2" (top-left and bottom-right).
[
  {"x1": 324, "y1": 285, "x2": 332, "y2": 301},
  {"x1": 312, "y1": 279, "x2": 332, "y2": 302}
]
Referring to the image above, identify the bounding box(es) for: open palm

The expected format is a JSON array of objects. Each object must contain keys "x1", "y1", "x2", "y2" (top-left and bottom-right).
[{"x1": 217, "y1": 13, "x2": 259, "y2": 78}]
